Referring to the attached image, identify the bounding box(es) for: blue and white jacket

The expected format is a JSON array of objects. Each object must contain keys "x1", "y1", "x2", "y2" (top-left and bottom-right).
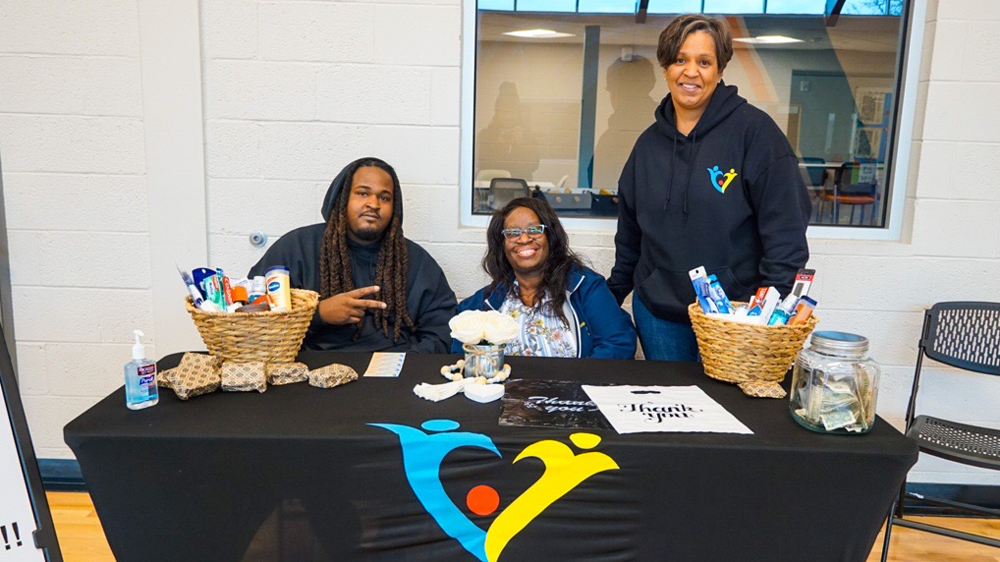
[{"x1": 453, "y1": 265, "x2": 637, "y2": 359}]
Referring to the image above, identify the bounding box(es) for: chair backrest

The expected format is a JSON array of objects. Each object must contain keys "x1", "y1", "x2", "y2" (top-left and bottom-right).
[
  {"x1": 833, "y1": 162, "x2": 877, "y2": 197},
  {"x1": 488, "y1": 177, "x2": 529, "y2": 210},
  {"x1": 476, "y1": 169, "x2": 511, "y2": 183},
  {"x1": 922, "y1": 302, "x2": 1000, "y2": 375},
  {"x1": 800, "y1": 156, "x2": 826, "y2": 187}
]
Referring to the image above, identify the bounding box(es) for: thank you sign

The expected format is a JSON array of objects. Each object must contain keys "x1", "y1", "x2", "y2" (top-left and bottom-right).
[
  {"x1": 0, "y1": 382, "x2": 45, "y2": 561},
  {"x1": 581, "y1": 385, "x2": 754, "y2": 435},
  {"x1": 499, "y1": 379, "x2": 610, "y2": 430}
]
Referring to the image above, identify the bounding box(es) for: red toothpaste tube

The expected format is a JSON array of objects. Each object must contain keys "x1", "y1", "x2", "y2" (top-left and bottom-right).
[{"x1": 221, "y1": 275, "x2": 234, "y2": 307}]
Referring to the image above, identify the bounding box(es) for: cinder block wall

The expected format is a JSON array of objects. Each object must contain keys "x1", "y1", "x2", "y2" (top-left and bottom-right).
[
  {"x1": 1, "y1": 0, "x2": 998, "y2": 485},
  {"x1": 0, "y1": 1, "x2": 152, "y2": 459}
]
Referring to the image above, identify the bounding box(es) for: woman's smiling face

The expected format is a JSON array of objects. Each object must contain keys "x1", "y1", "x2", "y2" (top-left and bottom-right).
[
  {"x1": 664, "y1": 30, "x2": 721, "y2": 115},
  {"x1": 503, "y1": 206, "x2": 549, "y2": 278}
]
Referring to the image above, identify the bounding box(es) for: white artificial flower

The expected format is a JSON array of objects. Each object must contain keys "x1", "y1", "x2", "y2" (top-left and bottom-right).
[
  {"x1": 482, "y1": 311, "x2": 519, "y2": 344},
  {"x1": 449, "y1": 310, "x2": 488, "y2": 344}
]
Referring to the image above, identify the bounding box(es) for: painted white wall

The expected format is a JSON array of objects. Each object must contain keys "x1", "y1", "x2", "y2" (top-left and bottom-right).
[
  {"x1": 0, "y1": 0, "x2": 998, "y2": 486},
  {"x1": 0, "y1": 0, "x2": 152, "y2": 460}
]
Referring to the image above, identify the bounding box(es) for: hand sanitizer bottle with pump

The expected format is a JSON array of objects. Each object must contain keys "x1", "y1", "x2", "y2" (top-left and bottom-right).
[{"x1": 125, "y1": 330, "x2": 158, "y2": 410}]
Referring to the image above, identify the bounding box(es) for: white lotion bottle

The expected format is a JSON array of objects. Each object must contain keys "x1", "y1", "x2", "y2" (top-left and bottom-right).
[{"x1": 124, "y1": 330, "x2": 158, "y2": 410}]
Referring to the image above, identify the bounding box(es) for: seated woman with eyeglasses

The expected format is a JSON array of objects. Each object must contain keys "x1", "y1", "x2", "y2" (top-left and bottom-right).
[{"x1": 453, "y1": 197, "x2": 637, "y2": 359}]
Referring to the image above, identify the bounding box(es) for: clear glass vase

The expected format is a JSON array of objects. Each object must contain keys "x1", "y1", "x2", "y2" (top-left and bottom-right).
[{"x1": 463, "y1": 343, "x2": 506, "y2": 379}]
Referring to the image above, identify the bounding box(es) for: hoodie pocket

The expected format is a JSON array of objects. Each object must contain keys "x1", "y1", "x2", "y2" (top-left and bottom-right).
[
  {"x1": 711, "y1": 267, "x2": 754, "y2": 303},
  {"x1": 637, "y1": 268, "x2": 697, "y2": 318},
  {"x1": 638, "y1": 267, "x2": 753, "y2": 318}
]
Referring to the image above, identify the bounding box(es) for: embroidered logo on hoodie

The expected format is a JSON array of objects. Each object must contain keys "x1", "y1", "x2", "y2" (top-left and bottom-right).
[{"x1": 707, "y1": 165, "x2": 738, "y2": 194}]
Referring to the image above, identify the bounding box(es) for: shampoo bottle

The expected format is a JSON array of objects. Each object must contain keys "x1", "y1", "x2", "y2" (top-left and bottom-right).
[{"x1": 125, "y1": 330, "x2": 158, "y2": 410}]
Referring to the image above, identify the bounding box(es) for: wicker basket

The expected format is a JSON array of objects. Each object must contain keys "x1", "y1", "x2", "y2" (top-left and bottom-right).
[
  {"x1": 688, "y1": 301, "x2": 817, "y2": 388},
  {"x1": 186, "y1": 289, "x2": 320, "y2": 364}
]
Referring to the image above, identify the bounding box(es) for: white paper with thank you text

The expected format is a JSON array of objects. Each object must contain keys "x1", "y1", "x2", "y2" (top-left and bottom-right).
[{"x1": 581, "y1": 385, "x2": 753, "y2": 435}]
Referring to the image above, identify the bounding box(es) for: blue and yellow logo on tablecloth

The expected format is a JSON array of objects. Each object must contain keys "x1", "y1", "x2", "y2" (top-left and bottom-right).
[
  {"x1": 371, "y1": 419, "x2": 619, "y2": 562},
  {"x1": 707, "y1": 165, "x2": 738, "y2": 194}
]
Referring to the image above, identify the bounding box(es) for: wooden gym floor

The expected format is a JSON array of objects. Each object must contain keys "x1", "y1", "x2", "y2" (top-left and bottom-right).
[{"x1": 47, "y1": 491, "x2": 1000, "y2": 561}]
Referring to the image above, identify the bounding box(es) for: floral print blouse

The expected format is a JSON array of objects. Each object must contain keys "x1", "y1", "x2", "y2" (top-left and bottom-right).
[{"x1": 499, "y1": 293, "x2": 578, "y2": 358}]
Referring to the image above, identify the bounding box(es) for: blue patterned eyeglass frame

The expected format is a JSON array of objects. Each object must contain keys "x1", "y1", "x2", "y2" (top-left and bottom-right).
[{"x1": 501, "y1": 224, "x2": 547, "y2": 240}]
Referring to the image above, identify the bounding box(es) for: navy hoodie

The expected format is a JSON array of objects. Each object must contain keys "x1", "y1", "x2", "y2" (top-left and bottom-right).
[
  {"x1": 248, "y1": 158, "x2": 457, "y2": 352},
  {"x1": 608, "y1": 82, "x2": 810, "y2": 324}
]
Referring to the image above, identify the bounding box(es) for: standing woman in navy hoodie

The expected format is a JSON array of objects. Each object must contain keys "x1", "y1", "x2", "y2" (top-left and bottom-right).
[{"x1": 608, "y1": 14, "x2": 811, "y2": 361}]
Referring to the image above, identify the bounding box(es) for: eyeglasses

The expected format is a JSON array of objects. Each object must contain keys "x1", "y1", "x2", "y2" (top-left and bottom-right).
[{"x1": 501, "y1": 224, "x2": 546, "y2": 240}]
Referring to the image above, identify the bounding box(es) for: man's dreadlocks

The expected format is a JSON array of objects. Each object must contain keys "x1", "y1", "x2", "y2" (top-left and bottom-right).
[{"x1": 318, "y1": 158, "x2": 415, "y2": 342}]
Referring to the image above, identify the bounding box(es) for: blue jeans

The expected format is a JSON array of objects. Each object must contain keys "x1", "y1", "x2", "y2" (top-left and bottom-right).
[{"x1": 633, "y1": 294, "x2": 700, "y2": 362}]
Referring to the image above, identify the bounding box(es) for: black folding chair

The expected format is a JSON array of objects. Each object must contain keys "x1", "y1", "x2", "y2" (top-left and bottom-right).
[
  {"x1": 488, "y1": 177, "x2": 529, "y2": 211},
  {"x1": 880, "y1": 302, "x2": 1000, "y2": 561}
]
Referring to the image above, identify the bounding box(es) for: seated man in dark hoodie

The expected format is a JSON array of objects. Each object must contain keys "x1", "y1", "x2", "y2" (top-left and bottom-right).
[{"x1": 249, "y1": 157, "x2": 457, "y2": 352}]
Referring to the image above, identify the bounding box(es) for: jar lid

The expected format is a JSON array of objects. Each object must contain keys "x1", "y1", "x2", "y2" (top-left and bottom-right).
[{"x1": 810, "y1": 331, "x2": 869, "y2": 354}]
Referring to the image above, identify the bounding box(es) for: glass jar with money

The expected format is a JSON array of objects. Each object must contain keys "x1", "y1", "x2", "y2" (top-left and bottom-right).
[{"x1": 789, "y1": 331, "x2": 880, "y2": 434}]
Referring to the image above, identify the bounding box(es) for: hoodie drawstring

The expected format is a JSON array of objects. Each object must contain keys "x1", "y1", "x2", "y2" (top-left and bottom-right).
[
  {"x1": 682, "y1": 128, "x2": 700, "y2": 224},
  {"x1": 663, "y1": 135, "x2": 678, "y2": 212},
  {"x1": 662, "y1": 128, "x2": 700, "y2": 223}
]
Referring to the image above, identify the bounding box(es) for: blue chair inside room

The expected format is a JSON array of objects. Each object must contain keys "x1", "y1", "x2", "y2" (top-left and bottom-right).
[
  {"x1": 880, "y1": 302, "x2": 1000, "y2": 560},
  {"x1": 801, "y1": 156, "x2": 828, "y2": 187},
  {"x1": 818, "y1": 162, "x2": 879, "y2": 225}
]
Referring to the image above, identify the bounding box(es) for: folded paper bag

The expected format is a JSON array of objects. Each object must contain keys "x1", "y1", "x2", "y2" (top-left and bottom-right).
[
  {"x1": 157, "y1": 369, "x2": 174, "y2": 389},
  {"x1": 222, "y1": 361, "x2": 267, "y2": 393},
  {"x1": 167, "y1": 353, "x2": 222, "y2": 400},
  {"x1": 308, "y1": 364, "x2": 358, "y2": 389},
  {"x1": 179, "y1": 352, "x2": 223, "y2": 372},
  {"x1": 267, "y1": 362, "x2": 309, "y2": 385},
  {"x1": 738, "y1": 380, "x2": 787, "y2": 399}
]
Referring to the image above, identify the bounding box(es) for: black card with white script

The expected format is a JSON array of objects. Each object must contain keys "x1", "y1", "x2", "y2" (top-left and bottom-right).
[{"x1": 499, "y1": 379, "x2": 611, "y2": 430}]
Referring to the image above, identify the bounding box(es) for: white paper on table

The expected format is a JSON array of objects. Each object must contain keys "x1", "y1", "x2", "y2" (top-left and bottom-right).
[
  {"x1": 363, "y1": 353, "x2": 406, "y2": 377},
  {"x1": 581, "y1": 385, "x2": 753, "y2": 435}
]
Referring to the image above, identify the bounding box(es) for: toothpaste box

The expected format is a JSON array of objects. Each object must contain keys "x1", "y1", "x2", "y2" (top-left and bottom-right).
[{"x1": 747, "y1": 287, "x2": 780, "y2": 324}]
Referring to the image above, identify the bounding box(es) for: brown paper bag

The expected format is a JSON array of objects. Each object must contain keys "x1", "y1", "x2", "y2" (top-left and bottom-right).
[{"x1": 307, "y1": 363, "x2": 358, "y2": 389}]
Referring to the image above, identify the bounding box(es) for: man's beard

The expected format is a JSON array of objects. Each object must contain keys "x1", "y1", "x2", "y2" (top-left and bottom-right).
[{"x1": 352, "y1": 224, "x2": 383, "y2": 241}]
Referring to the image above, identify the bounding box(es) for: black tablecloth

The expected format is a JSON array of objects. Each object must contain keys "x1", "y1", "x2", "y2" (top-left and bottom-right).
[{"x1": 65, "y1": 353, "x2": 916, "y2": 562}]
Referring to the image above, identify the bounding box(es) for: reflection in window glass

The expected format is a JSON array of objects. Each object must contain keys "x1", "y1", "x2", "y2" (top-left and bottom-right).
[
  {"x1": 702, "y1": 0, "x2": 763, "y2": 14},
  {"x1": 480, "y1": 0, "x2": 515, "y2": 10},
  {"x1": 515, "y1": 0, "x2": 577, "y2": 12},
  {"x1": 842, "y1": 0, "x2": 890, "y2": 16},
  {"x1": 578, "y1": 0, "x2": 638, "y2": 14},
  {"x1": 473, "y1": 8, "x2": 907, "y2": 227},
  {"x1": 646, "y1": 0, "x2": 702, "y2": 15},
  {"x1": 766, "y1": 0, "x2": 825, "y2": 15}
]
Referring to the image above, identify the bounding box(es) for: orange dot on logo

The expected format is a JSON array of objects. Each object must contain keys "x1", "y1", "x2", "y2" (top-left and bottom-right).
[
  {"x1": 718, "y1": 180, "x2": 724, "y2": 186},
  {"x1": 466, "y1": 484, "x2": 500, "y2": 516}
]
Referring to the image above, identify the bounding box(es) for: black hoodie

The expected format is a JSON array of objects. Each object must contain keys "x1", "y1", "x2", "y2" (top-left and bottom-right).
[
  {"x1": 248, "y1": 159, "x2": 457, "y2": 352},
  {"x1": 608, "y1": 82, "x2": 810, "y2": 324}
]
